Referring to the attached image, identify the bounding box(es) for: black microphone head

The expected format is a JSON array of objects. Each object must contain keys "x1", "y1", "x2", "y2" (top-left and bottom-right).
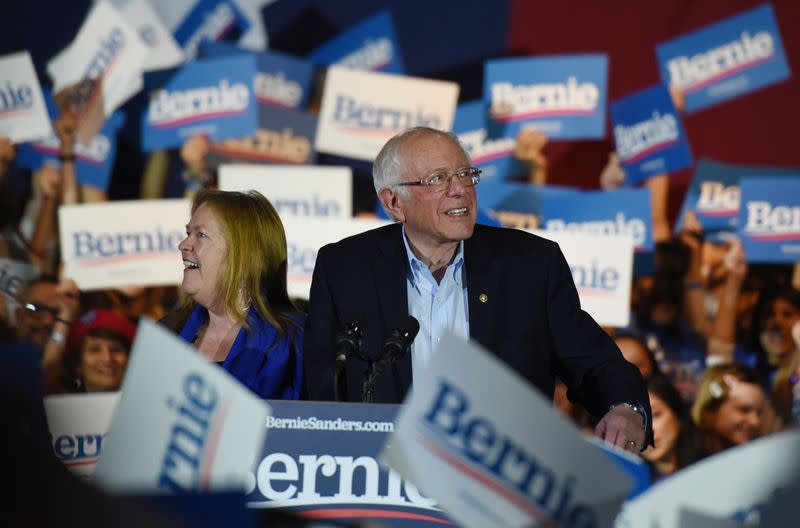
[{"x1": 399, "y1": 315, "x2": 420, "y2": 342}]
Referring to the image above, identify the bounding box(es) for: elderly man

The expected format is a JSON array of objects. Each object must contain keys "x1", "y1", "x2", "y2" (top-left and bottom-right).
[{"x1": 304, "y1": 127, "x2": 651, "y2": 452}]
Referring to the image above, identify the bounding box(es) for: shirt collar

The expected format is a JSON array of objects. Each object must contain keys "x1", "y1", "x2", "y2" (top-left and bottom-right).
[{"x1": 402, "y1": 226, "x2": 465, "y2": 288}]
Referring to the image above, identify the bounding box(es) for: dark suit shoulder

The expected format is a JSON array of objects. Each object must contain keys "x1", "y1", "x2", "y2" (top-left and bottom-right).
[
  {"x1": 319, "y1": 223, "x2": 400, "y2": 257},
  {"x1": 471, "y1": 224, "x2": 559, "y2": 256}
]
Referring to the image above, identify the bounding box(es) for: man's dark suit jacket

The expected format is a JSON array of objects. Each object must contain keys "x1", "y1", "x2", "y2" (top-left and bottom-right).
[{"x1": 303, "y1": 223, "x2": 650, "y2": 426}]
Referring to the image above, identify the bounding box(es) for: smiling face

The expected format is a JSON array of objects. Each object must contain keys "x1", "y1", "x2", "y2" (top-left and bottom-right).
[
  {"x1": 763, "y1": 298, "x2": 800, "y2": 358},
  {"x1": 708, "y1": 381, "x2": 764, "y2": 446},
  {"x1": 78, "y1": 335, "x2": 129, "y2": 392},
  {"x1": 178, "y1": 203, "x2": 228, "y2": 310},
  {"x1": 380, "y1": 132, "x2": 477, "y2": 258}
]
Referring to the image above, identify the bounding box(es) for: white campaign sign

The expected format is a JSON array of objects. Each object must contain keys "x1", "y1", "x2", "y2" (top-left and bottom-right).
[
  {"x1": 315, "y1": 67, "x2": 459, "y2": 161},
  {"x1": 46, "y1": 1, "x2": 149, "y2": 126},
  {"x1": 58, "y1": 199, "x2": 190, "y2": 290},
  {"x1": 93, "y1": 318, "x2": 270, "y2": 493},
  {"x1": 533, "y1": 229, "x2": 633, "y2": 328},
  {"x1": 282, "y1": 216, "x2": 390, "y2": 299},
  {"x1": 218, "y1": 164, "x2": 352, "y2": 219},
  {"x1": 111, "y1": 0, "x2": 185, "y2": 72},
  {"x1": 0, "y1": 51, "x2": 54, "y2": 143},
  {"x1": 44, "y1": 392, "x2": 121, "y2": 480},
  {"x1": 615, "y1": 430, "x2": 800, "y2": 527},
  {"x1": 383, "y1": 332, "x2": 633, "y2": 528}
]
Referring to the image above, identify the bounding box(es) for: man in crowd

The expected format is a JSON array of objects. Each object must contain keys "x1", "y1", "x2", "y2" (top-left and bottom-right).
[{"x1": 304, "y1": 127, "x2": 651, "y2": 452}]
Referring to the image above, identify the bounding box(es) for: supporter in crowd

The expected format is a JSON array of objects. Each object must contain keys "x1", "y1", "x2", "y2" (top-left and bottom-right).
[
  {"x1": 757, "y1": 289, "x2": 800, "y2": 423},
  {"x1": 643, "y1": 372, "x2": 706, "y2": 481},
  {"x1": 161, "y1": 189, "x2": 304, "y2": 400},
  {"x1": 81, "y1": 286, "x2": 179, "y2": 324},
  {"x1": 44, "y1": 309, "x2": 137, "y2": 394},
  {"x1": 613, "y1": 328, "x2": 660, "y2": 380},
  {"x1": 691, "y1": 363, "x2": 766, "y2": 455},
  {"x1": 15, "y1": 275, "x2": 79, "y2": 349}
]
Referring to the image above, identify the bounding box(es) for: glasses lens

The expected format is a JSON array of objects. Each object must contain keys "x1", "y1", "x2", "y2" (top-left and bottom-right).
[{"x1": 26, "y1": 303, "x2": 58, "y2": 318}]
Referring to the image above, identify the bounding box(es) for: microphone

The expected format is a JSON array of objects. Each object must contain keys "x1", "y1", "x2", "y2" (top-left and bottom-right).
[
  {"x1": 333, "y1": 322, "x2": 363, "y2": 402},
  {"x1": 361, "y1": 316, "x2": 420, "y2": 403}
]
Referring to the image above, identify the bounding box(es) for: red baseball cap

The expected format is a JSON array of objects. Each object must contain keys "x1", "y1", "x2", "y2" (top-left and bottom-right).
[{"x1": 67, "y1": 309, "x2": 137, "y2": 352}]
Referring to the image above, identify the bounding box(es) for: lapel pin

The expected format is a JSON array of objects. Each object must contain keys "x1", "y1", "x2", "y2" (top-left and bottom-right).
[{"x1": 479, "y1": 293, "x2": 488, "y2": 303}]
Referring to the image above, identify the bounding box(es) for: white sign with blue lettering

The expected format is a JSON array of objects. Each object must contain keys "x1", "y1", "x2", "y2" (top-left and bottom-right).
[
  {"x1": 111, "y1": 0, "x2": 185, "y2": 72},
  {"x1": 534, "y1": 230, "x2": 633, "y2": 328},
  {"x1": 44, "y1": 392, "x2": 121, "y2": 480},
  {"x1": 58, "y1": 199, "x2": 190, "y2": 290},
  {"x1": 93, "y1": 319, "x2": 270, "y2": 494},
  {"x1": 541, "y1": 189, "x2": 653, "y2": 253},
  {"x1": 141, "y1": 54, "x2": 258, "y2": 152},
  {"x1": 383, "y1": 332, "x2": 632, "y2": 528},
  {"x1": 737, "y1": 177, "x2": 800, "y2": 263},
  {"x1": 309, "y1": 9, "x2": 406, "y2": 74},
  {"x1": 656, "y1": 3, "x2": 791, "y2": 114},
  {"x1": 485, "y1": 54, "x2": 608, "y2": 140},
  {"x1": 616, "y1": 430, "x2": 800, "y2": 527},
  {"x1": 219, "y1": 164, "x2": 352, "y2": 219},
  {"x1": 611, "y1": 84, "x2": 693, "y2": 185},
  {"x1": 315, "y1": 67, "x2": 459, "y2": 161},
  {"x1": 0, "y1": 51, "x2": 54, "y2": 143},
  {"x1": 282, "y1": 217, "x2": 390, "y2": 299}
]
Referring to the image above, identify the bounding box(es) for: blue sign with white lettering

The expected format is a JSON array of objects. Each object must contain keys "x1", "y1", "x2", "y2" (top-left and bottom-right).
[
  {"x1": 738, "y1": 177, "x2": 800, "y2": 263},
  {"x1": 453, "y1": 100, "x2": 529, "y2": 182},
  {"x1": 16, "y1": 92, "x2": 125, "y2": 192},
  {"x1": 477, "y1": 181, "x2": 578, "y2": 229},
  {"x1": 610, "y1": 84, "x2": 693, "y2": 185},
  {"x1": 199, "y1": 41, "x2": 314, "y2": 110},
  {"x1": 484, "y1": 54, "x2": 608, "y2": 140},
  {"x1": 173, "y1": 0, "x2": 251, "y2": 59},
  {"x1": 541, "y1": 189, "x2": 653, "y2": 252},
  {"x1": 309, "y1": 9, "x2": 405, "y2": 74},
  {"x1": 140, "y1": 55, "x2": 258, "y2": 152},
  {"x1": 656, "y1": 3, "x2": 791, "y2": 114}
]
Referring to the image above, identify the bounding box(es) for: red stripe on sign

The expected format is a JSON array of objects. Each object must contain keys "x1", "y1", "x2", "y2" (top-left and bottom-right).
[{"x1": 300, "y1": 508, "x2": 453, "y2": 525}]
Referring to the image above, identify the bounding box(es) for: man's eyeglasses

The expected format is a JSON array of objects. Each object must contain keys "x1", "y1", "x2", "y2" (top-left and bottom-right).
[
  {"x1": 396, "y1": 167, "x2": 481, "y2": 193},
  {"x1": 23, "y1": 302, "x2": 60, "y2": 319}
]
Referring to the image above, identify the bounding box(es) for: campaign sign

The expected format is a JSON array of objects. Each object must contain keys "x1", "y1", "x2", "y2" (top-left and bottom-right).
[
  {"x1": 199, "y1": 41, "x2": 314, "y2": 110},
  {"x1": 58, "y1": 199, "x2": 190, "y2": 290},
  {"x1": 111, "y1": 0, "x2": 185, "y2": 72},
  {"x1": 282, "y1": 217, "x2": 390, "y2": 299},
  {"x1": 0, "y1": 51, "x2": 53, "y2": 143},
  {"x1": 616, "y1": 430, "x2": 800, "y2": 527},
  {"x1": 737, "y1": 177, "x2": 800, "y2": 263},
  {"x1": 206, "y1": 105, "x2": 317, "y2": 169},
  {"x1": 218, "y1": 164, "x2": 351, "y2": 219},
  {"x1": 656, "y1": 4, "x2": 791, "y2": 114},
  {"x1": 173, "y1": 0, "x2": 251, "y2": 59},
  {"x1": 315, "y1": 67, "x2": 459, "y2": 161},
  {"x1": 674, "y1": 158, "x2": 799, "y2": 233},
  {"x1": 485, "y1": 54, "x2": 608, "y2": 140},
  {"x1": 16, "y1": 92, "x2": 125, "y2": 192},
  {"x1": 477, "y1": 181, "x2": 578, "y2": 230},
  {"x1": 309, "y1": 9, "x2": 405, "y2": 74},
  {"x1": 46, "y1": 1, "x2": 149, "y2": 144},
  {"x1": 610, "y1": 84, "x2": 693, "y2": 185},
  {"x1": 141, "y1": 54, "x2": 258, "y2": 151},
  {"x1": 383, "y1": 333, "x2": 632, "y2": 528},
  {"x1": 93, "y1": 319, "x2": 270, "y2": 494},
  {"x1": 245, "y1": 401, "x2": 451, "y2": 526},
  {"x1": 541, "y1": 188, "x2": 653, "y2": 253},
  {"x1": 534, "y1": 230, "x2": 634, "y2": 328},
  {"x1": 44, "y1": 392, "x2": 121, "y2": 480},
  {"x1": 454, "y1": 100, "x2": 530, "y2": 182}
]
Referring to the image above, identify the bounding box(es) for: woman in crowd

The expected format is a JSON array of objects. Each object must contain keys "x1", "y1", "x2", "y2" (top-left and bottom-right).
[
  {"x1": 758, "y1": 289, "x2": 800, "y2": 423},
  {"x1": 163, "y1": 189, "x2": 304, "y2": 400},
  {"x1": 691, "y1": 363, "x2": 766, "y2": 455},
  {"x1": 643, "y1": 372, "x2": 706, "y2": 482}
]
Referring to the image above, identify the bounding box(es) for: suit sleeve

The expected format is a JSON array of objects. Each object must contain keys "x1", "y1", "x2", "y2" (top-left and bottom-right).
[
  {"x1": 544, "y1": 242, "x2": 653, "y2": 443},
  {"x1": 303, "y1": 245, "x2": 339, "y2": 401}
]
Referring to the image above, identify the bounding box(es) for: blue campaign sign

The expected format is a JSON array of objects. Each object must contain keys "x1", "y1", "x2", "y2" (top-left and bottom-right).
[
  {"x1": 309, "y1": 9, "x2": 406, "y2": 74},
  {"x1": 656, "y1": 3, "x2": 791, "y2": 114},
  {"x1": 738, "y1": 177, "x2": 800, "y2": 263},
  {"x1": 540, "y1": 188, "x2": 653, "y2": 252},
  {"x1": 610, "y1": 84, "x2": 693, "y2": 185},
  {"x1": 476, "y1": 181, "x2": 578, "y2": 229},
  {"x1": 141, "y1": 55, "x2": 258, "y2": 152},
  {"x1": 484, "y1": 54, "x2": 608, "y2": 140},
  {"x1": 173, "y1": 0, "x2": 251, "y2": 58},
  {"x1": 453, "y1": 100, "x2": 530, "y2": 182},
  {"x1": 16, "y1": 92, "x2": 125, "y2": 192},
  {"x1": 206, "y1": 105, "x2": 317, "y2": 169},
  {"x1": 674, "y1": 158, "x2": 799, "y2": 234},
  {"x1": 199, "y1": 41, "x2": 314, "y2": 110}
]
